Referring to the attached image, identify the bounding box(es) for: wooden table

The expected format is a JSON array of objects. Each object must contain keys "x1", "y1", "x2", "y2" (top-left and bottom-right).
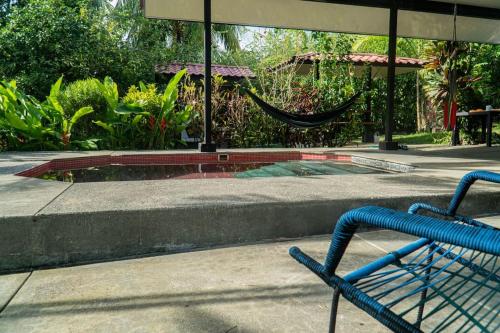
[{"x1": 455, "y1": 109, "x2": 499, "y2": 147}]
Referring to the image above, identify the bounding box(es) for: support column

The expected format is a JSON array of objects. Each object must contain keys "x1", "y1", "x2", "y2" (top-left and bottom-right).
[
  {"x1": 200, "y1": 0, "x2": 217, "y2": 152},
  {"x1": 314, "y1": 60, "x2": 320, "y2": 81},
  {"x1": 379, "y1": 2, "x2": 399, "y2": 151},
  {"x1": 362, "y1": 66, "x2": 374, "y2": 143}
]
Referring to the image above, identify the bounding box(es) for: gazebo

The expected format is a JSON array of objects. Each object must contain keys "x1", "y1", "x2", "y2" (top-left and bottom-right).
[{"x1": 143, "y1": 0, "x2": 500, "y2": 152}]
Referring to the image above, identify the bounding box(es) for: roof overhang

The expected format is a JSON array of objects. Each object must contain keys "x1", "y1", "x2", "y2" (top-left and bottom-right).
[
  {"x1": 272, "y1": 53, "x2": 427, "y2": 78},
  {"x1": 156, "y1": 63, "x2": 256, "y2": 79},
  {"x1": 143, "y1": 0, "x2": 500, "y2": 44}
]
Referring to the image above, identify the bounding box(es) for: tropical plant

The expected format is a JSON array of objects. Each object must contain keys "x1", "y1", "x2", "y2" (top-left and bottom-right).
[
  {"x1": 0, "y1": 77, "x2": 95, "y2": 150},
  {"x1": 92, "y1": 71, "x2": 194, "y2": 150},
  {"x1": 113, "y1": 0, "x2": 242, "y2": 65},
  {"x1": 424, "y1": 41, "x2": 478, "y2": 130},
  {"x1": 91, "y1": 76, "x2": 145, "y2": 149},
  {"x1": 123, "y1": 83, "x2": 162, "y2": 115},
  {"x1": 353, "y1": 36, "x2": 428, "y2": 58},
  {"x1": 146, "y1": 69, "x2": 194, "y2": 149}
]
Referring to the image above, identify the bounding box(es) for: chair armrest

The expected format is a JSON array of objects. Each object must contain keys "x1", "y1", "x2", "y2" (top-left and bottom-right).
[
  {"x1": 447, "y1": 170, "x2": 500, "y2": 215},
  {"x1": 408, "y1": 202, "x2": 491, "y2": 229},
  {"x1": 290, "y1": 206, "x2": 500, "y2": 278},
  {"x1": 289, "y1": 247, "x2": 328, "y2": 282}
]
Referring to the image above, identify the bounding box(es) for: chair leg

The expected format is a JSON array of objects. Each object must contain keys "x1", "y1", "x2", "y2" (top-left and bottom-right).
[
  {"x1": 329, "y1": 287, "x2": 341, "y2": 333},
  {"x1": 416, "y1": 251, "x2": 434, "y2": 328}
]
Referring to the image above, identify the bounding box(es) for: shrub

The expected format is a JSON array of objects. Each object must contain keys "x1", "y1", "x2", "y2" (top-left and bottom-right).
[
  {"x1": 60, "y1": 78, "x2": 108, "y2": 139},
  {"x1": 0, "y1": 78, "x2": 95, "y2": 150},
  {"x1": 122, "y1": 83, "x2": 162, "y2": 115},
  {"x1": 0, "y1": 0, "x2": 158, "y2": 99},
  {"x1": 61, "y1": 79, "x2": 108, "y2": 115},
  {"x1": 91, "y1": 72, "x2": 194, "y2": 150}
]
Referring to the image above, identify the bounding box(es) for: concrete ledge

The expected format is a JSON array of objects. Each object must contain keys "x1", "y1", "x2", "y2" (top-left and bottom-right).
[
  {"x1": 1, "y1": 190, "x2": 498, "y2": 273},
  {"x1": 1, "y1": 147, "x2": 499, "y2": 274},
  {"x1": 351, "y1": 155, "x2": 416, "y2": 173}
]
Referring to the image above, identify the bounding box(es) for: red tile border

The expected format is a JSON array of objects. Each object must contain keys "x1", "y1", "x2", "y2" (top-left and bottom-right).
[{"x1": 15, "y1": 152, "x2": 352, "y2": 179}]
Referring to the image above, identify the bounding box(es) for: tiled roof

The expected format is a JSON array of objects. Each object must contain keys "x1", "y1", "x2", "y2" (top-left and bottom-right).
[
  {"x1": 156, "y1": 63, "x2": 256, "y2": 79},
  {"x1": 345, "y1": 53, "x2": 427, "y2": 66},
  {"x1": 272, "y1": 52, "x2": 427, "y2": 70}
]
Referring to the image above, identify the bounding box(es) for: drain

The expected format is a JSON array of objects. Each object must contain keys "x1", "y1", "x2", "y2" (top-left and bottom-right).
[{"x1": 218, "y1": 154, "x2": 229, "y2": 162}]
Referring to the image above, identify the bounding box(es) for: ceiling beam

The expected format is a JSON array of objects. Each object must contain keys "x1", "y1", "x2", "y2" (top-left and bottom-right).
[{"x1": 303, "y1": 0, "x2": 500, "y2": 20}]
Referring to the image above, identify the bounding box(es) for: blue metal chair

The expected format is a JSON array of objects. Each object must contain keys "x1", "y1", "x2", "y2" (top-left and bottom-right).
[{"x1": 290, "y1": 170, "x2": 500, "y2": 332}]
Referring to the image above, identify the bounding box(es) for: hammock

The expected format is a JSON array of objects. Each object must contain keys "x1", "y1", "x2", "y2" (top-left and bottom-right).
[{"x1": 245, "y1": 89, "x2": 361, "y2": 128}]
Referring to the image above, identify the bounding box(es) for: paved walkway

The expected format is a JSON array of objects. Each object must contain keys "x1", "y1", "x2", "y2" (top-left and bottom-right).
[
  {"x1": 1, "y1": 145, "x2": 499, "y2": 218},
  {"x1": 0, "y1": 145, "x2": 498, "y2": 332},
  {"x1": 1, "y1": 145, "x2": 499, "y2": 272},
  {"x1": 1, "y1": 215, "x2": 498, "y2": 333},
  {"x1": 0, "y1": 230, "x2": 416, "y2": 333}
]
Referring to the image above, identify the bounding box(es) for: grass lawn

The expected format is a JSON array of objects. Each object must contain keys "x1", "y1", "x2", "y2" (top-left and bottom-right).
[
  {"x1": 390, "y1": 132, "x2": 451, "y2": 145},
  {"x1": 387, "y1": 124, "x2": 499, "y2": 145}
]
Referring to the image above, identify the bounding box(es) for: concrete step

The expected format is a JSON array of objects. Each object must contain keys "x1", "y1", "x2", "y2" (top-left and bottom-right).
[{"x1": 1, "y1": 172, "x2": 499, "y2": 273}]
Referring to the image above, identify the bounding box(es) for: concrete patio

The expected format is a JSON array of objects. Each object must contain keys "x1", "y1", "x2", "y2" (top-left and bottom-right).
[
  {"x1": 1, "y1": 215, "x2": 498, "y2": 333},
  {"x1": 0, "y1": 230, "x2": 452, "y2": 333},
  {"x1": 0, "y1": 145, "x2": 499, "y2": 332},
  {"x1": 0, "y1": 145, "x2": 499, "y2": 272}
]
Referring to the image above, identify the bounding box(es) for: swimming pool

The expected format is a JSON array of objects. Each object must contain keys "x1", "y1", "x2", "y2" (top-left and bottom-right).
[{"x1": 17, "y1": 152, "x2": 387, "y2": 183}]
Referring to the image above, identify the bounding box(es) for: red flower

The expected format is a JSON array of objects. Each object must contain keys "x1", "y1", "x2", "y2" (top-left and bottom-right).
[
  {"x1": 160, "y1": 117, "x2": 167, "y2": 133},
  {"x1": 149, "y1": 115, "x2": 156, "y2": 130}
]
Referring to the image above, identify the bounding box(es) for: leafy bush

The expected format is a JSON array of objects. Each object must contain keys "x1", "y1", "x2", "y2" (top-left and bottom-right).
[
  {"x1": 123, "y1": 83, "x2": 162, "y2": 115},
  {"x1": 0, "y1": 78, "x2": 95, "y2": 150},
  {"x1": 61, "y1": 79, "x2": 108, "y2": 116},
  {"x1": 92, "y1": 71, "x2": 194, "y2": 150},
  {"x1": 0, "y1": 0, "x2": 158, "y2": 99},
  {"x1": 59, "y1": 78, "x2": 108, "y2": 139},
  {"x1": 91, "y1": 77, "x2": 146, "y2": 149},
  {"x1": 181, "y1": 72, "x2": 361, "y2": 148}
]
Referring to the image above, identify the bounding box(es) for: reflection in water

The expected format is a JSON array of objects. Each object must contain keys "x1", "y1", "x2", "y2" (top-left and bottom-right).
[
  {"x1": 37, "y1": 161, "x2": 385, "y2": 183},
  {"x1": 38, "y1": 163, "x2": 272, "y2": 183}
]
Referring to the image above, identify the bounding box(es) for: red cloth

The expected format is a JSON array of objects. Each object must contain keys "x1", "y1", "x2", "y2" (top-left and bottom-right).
[{"x1": 443, "y1": 101, "x2": 458, "y2": 130}]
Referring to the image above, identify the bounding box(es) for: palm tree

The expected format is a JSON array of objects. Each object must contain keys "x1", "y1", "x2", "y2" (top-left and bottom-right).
[
  {"x1": 352, "y1": 36, "x2": 427, "y2": 58},
  {"x1": 114, "y1": 0, "x2": 241, "y2": 53}
]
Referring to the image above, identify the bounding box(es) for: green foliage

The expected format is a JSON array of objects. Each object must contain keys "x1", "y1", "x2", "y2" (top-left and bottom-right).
[
  {"x1": 91, "y1": 76, "x2": 145, "y2": 149},
  {"x1": 61, "y1": 79, "x2": 109, "y2": 116},
  {"x1": 123, "y1": 84, "x2": 162, "y2": 115},
  {"x1": 353, "y1": 36, "x2": 427, "y2": 58},
  {"x1": 0, "y1": 0, "x2": 159, "y2": 99},
  {"x1": 470, "y1": 44, "x2": 500, "y2": 107},
  {"x1": 393, "y1": 132, "x2": 451, "y2": 145},
  {"x1": 88, "y1": 72, "x2": 193, "y2": 150},
  {"x1": 59, "y1": 78, "x2": 109, "y2": 139},
  {"x1": 0, "y1": 77, "x2": 95, "y2": 150}
]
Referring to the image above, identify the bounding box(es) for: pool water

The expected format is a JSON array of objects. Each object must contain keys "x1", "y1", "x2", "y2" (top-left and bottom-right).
[
  {"x1": 37, "y1": 161, "x2": 384, "y2": 183},
  {"x1": 235, "y1": 161, "x2": 382, "y2": 178}
]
